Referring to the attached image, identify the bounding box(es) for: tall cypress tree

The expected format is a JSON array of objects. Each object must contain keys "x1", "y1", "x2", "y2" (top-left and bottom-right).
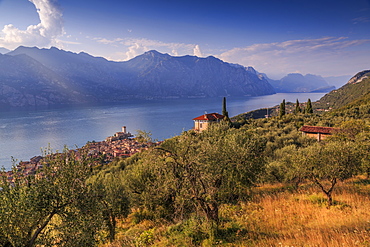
[
  {"x1": 222, "y1": 97, "x2": 229, "y2": 118},
  {"x1": 279, "y1": 99, "x2": 286, "y2": 118},
  {"x1": 306, "y1": 98, "x2": 313, "y2": 114},
  {"x1": 222, "y1": 97, "x2": 231, "y2": 125},
  {"x1": 295, "y1": 99, "x2": 301, "y2": 114}
]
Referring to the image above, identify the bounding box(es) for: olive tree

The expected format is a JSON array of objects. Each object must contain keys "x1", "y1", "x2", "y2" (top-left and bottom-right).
[
  {"x1": 292, "y1": 141, "x2": 361, "y2": 207},
  {"x1": 0, "y1": 150, "x2": 102, "y2": 247},
  {"x1": 88, "y1": 168, "x2": 129, "y2": 243},
  {"x1": 123, "y1": 123, "x2": 266, "y2": 224}
]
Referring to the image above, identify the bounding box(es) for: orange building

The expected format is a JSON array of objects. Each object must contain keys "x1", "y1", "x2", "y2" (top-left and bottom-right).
[
  {"x1": 193, "y1": 113, "x2": 225, "y2": 132},
  {"x1": 299, "y1": 125, "x2": 338, "y2": 141}
]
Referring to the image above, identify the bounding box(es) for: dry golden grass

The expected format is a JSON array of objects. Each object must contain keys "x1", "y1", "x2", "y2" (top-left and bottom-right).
[
  {"x1": 102, "y1": 178, "x2": 370, "y2": 246},
  {"x1": 220, "y1": 178, "x2": 370, "y2": 247}
]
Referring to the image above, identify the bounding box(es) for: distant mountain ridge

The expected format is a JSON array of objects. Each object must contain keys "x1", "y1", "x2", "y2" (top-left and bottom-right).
[
  {"x1": 1, "y1": 46, "x2": 275, "y2": 107},
  {"x1": 0, "y1": 47, "x2": 10, "y2": 54},
  {"x1": 266, "y1": 73, "x2": 335, "y2": 93}
]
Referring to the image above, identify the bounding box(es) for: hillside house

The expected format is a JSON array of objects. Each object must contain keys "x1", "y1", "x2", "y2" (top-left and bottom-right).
[
  {"x1": 193, "y1": 113, "x2": 225, "y2": 132},
  {"x1": 299, "y1": 125, "x2": 338, "y2": 141}
]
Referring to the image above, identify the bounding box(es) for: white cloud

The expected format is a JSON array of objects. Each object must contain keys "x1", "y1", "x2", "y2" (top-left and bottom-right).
[
  {"x1": 96, "y1": 38, "x2": 124, "y2": 45},
  {"x1": 352, "y1": 16, "x2": 370, "y2": 24},
  {"x1": 125, "y1": 43, "x2": 148, "y2": 60},
  {"x1": 171, "y1": 49, "x2": 179, "y2": 56},
  {"x1": 0, "y1": 0, "x2": 63, "y2": 50},
  {"x1": 193, "y1": 45, "x2": 203, "y2": 57},
  {"x1": 218, "y1": 37, "x2": 370, "y2": 78}
]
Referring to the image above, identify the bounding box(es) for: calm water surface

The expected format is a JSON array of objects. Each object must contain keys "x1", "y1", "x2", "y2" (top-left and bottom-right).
[{"x1": 0, "y1": 93, "x2": 325, "y2": 169}]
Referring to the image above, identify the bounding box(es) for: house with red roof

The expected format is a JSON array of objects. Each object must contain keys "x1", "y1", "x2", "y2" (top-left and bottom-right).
[
  {"x1": 193, "y1": 113, "x2": 225, "y2": 132},
  {"x1": 299, "y1": 125, "x2": 338, "y2": 141}
]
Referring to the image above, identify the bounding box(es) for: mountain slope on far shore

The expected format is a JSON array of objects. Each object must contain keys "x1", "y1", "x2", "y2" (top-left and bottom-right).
[
  {"x1": 267, "y1": 73, "x2": 335, "y2": 93},
  {"x1": 0, "y1": 53, "x2": 85, "y2": 107},
  {"x1": 2, "y1": 47, "x2": 275, "y2": 107}
]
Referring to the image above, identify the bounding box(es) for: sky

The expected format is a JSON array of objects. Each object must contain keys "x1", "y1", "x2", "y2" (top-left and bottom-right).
[{"x1": 0, "y1": 0, "x2": 369, "y2": 79}]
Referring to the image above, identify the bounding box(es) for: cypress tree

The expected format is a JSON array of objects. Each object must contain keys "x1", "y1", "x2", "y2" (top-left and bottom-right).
[
  {"x1": 222, "y1": 97, "x2": 229, "y2": 118},
  {"x1": 295, "y1": 99, "x2": 301, "y2": 114},
  {"x1": 222, "y1": 97, "x2": 231, "y2": 125},
  {"x1": 279, "y1": 99, "x2": 286, "y2": 118},
  {"x1": 306, "y1": 98, "x2": 313, "y2": 114}
]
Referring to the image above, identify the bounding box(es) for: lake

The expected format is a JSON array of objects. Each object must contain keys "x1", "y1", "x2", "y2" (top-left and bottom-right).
[{"x1": 0, "y1": 93, "x2": 325, "y2": 170}]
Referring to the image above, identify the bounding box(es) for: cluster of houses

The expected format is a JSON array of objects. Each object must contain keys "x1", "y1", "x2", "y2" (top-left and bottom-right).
[
  {"x1": 85, "y1": 126, "x2": 159, "y2": 160},
  {"x1": 4, "y1": 126, "x2": 160, "y2": 182}
]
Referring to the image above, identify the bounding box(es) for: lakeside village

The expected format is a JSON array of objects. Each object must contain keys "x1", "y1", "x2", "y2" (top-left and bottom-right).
[
  {"x1": 5, "y1": 126, "x2": 160, "y2": 181},
  {"x1": 5, "y1": 107, "x2": 335, "y2": 181}
]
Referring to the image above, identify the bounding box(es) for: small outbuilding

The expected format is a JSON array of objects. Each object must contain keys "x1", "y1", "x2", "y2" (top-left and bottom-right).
[
  {"x1": 193, "y1": 113, "x2": 225, "y2": 132},
  {"x1": 299, "y1": 125, "x2": 338, "y2": 141}
]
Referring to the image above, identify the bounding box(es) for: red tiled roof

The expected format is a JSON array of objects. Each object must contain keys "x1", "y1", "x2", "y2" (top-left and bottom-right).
[
  {"x1": 299, "y1": 125, "x2": 338, "y2": 134},
  {"x1": 192, "y1": 113, "x2": 225, "y2": 121}
]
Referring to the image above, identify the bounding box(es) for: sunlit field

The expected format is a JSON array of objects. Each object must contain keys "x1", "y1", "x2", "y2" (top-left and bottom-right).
[{"x1": 103, "y1": 176, "x2": 370, "y2": 246}]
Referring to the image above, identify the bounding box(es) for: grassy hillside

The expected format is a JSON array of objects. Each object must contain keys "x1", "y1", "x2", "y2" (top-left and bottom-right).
[
  {"x1": 105, "y1": 178, "x2": 370, "y2": 246},
  {"x1": 315, "y1": 71, "x2": 370, "y2": 110}
]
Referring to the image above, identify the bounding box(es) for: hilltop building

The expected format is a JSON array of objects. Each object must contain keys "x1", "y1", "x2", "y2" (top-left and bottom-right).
[
  {"x1": 105, "y1": 126, "x2": 133, "y2": 142},
  {"x1": 193, "y1": 113, "x2": 225, "y2": 132}
]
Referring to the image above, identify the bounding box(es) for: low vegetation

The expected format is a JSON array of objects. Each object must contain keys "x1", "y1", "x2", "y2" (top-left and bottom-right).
[
  {"x1": 105, "y1": 178, "x2": 370, "y2": 246},
  {"x1": 1, "y1": 75, "x2": 370, "y2": 246}
]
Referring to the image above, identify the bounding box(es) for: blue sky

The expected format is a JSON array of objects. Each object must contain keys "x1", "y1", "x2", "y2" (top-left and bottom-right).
[{"x1": 0, "y1": 0, "x2": 369, "y2": 79}]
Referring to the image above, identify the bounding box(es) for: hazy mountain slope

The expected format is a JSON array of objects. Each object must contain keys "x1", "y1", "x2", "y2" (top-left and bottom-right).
[
  {"x1": 3, "y1": 47, "x2": 275, "y2": 106},
  {"x1": 268, "y1": 73, "x2": 334, "y2": 93},
  {"x1": 324, "y1": 75, "x2": 352, "y2": 89},
  {"x1": 8, "y1": 46, "x2": 131, "y2": 99},
  {"x1": 0, "y1": 53, "x2": 85, "y2": 107},
  {"x1": 124, "y1": 50, "x2": 275, "y2": 97},
  {"x1": 0, "y1": 47, "x2": 10, "y2": 54}
]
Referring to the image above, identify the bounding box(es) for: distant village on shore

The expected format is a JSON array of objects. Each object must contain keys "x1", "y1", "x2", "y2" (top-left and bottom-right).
[{"x1": 5, "y1": 126, "x2": 160, "y2": 182}]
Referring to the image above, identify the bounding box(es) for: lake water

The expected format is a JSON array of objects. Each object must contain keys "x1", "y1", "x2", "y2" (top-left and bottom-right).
[{"x1": 0, "y1": 93, "x2": 325, "y2": 170}]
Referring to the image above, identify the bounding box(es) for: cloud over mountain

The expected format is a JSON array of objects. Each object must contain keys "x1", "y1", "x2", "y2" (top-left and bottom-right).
[
  {"x1": 193, "y1": 45, "x2": 203, "y2": 57},
  {"x1": 126, "y1": 43, "x2": 148, "y2": 60},
  {"x1": 0, "y1": 0, "x2": 63, "y2": 50},
  {"x1": 94, "y1": 37, "x2": 203, "y2": 60}
]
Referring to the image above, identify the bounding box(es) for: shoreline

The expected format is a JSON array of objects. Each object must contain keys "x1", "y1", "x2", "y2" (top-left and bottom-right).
[{"x1": 4, "y1": 128, "x2": 161, "y2": 179}]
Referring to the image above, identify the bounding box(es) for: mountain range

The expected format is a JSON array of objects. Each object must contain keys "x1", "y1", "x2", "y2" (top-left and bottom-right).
[
  {"x1": 0, "y1": 46, "x2": 344, "y2": 107},
  {"x1": 266, "y1": 73, "x2": 335, "y2": 93},
  {"x1": 0, "y1": 48, "x2": 10, "y2": 54},
  {"x1": 0, "y1": 46, "x2": 276, "y2": 107}
]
